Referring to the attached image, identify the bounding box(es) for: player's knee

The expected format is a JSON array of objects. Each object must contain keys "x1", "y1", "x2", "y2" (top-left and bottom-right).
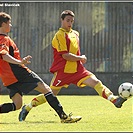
[
  {"x1": 36, "y1": 82, "x2": 51, "y2": 94},
  {"x1": 97, "y1": 80, "x2": 102, "y2": 84},
  {"x1": 14, "y1": 102, "x2": 22, "y2": 110},
  {"x1": 16, "y1": 105, "x2": 22, "y2": 110},
  {"x1": 94, "y1": 80, "x2": 103, "y2": 87},
  {"x1": 52, "y1": 89, "x2": 60, "y2": 96}
]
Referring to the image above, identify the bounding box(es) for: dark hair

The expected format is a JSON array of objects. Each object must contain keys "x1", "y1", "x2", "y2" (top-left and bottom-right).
[
  {"x1": 0, "y1": 12, "x2": 11, "y2": 27},
  {"x1": 61, "y1": 10, "x2": 75, "y2": 20}
]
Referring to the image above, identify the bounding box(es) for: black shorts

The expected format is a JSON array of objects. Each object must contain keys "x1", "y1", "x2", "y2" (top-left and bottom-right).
[{"x1": 7, "y1": 71, "x2": 44, "y2": 99}]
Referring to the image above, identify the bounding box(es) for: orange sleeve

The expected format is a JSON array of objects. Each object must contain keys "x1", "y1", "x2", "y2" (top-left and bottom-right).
[{"x1": 0, "y1": 44, "x2": 8, "y2": 55}]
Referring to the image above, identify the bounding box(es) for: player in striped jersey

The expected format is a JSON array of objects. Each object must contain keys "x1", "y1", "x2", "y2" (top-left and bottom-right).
[
  {"x1": 49, "y1": 10, "x2": 127, "y2": 108},
  {"x1": 20, "y1": 10, "x2": 127, "y2": 121}
]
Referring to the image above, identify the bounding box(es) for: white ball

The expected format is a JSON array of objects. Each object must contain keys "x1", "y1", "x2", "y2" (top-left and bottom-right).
[{"x1": 118, "y1": 82, "x2": 133, "y2": 99}]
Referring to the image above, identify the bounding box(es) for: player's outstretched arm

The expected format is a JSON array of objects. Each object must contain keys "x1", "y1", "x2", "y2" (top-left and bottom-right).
[
  {"x1": 2, "y1": 54, "x2": 32, "y2": 65},
  {"x1": 62, "y1": 53, "x2": 87, "y2": 64}
]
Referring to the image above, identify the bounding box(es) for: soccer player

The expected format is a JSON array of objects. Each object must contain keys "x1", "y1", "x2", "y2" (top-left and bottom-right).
[
  {"x1": 49, "y1": 10, "x2": 127, "y2": 107},
  {"x1": 0, "y1": 12, "x2": 81, "y2": 123},
  {"x1": 19, "y1": 10, "x2": 127, "y2": 121}
]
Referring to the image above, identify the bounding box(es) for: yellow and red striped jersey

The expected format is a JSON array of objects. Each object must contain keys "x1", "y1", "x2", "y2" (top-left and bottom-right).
[{"x1": 50, "y1": 28, "x2": 82, "y2": 74}]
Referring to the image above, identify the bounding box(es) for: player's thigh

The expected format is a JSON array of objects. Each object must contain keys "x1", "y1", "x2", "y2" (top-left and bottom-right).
[
  {"x1": 82, "y1": 75, "x2": 100, "y2": 88},
  {"x1": 11, "y1": 93, "x2": 22, "y2": 110},
  {"x1": 52, "y1": 88, "x2": 61, "y2": 96},
  {"x1": 34, "y1": 82, "x2": 52, "y2": 94}
]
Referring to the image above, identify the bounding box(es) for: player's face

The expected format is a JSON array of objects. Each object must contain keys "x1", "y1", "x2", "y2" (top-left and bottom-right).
[
  {"x1": 2, "y1": 20, "x2": 12, "y2": 33},
  {"x1": 61, "y1": 15, "x2": 74, "y2": 31}
]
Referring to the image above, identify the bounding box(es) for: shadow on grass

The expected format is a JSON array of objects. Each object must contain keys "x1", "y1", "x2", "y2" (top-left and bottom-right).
[
  {"x1": 0, "y1": 120, "x2": 57, "y2": 124},
  {"x1": 0, "y1": 122, "x2": 19, "y2": 124},
  {"x1": 26, "y1": 120, "x2": 57, "y2": 123}
]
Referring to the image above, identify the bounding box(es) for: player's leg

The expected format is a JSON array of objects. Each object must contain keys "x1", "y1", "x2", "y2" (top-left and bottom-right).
[
  {"x1": 19, "y1": 81, "x2": 81, "y2": 123},
  {"x1": 0, "y1": 93, "x2": 22, "y2": 113},
  {"x1": 35, "y1": 84, "x2": 68, "y2": 120},
  {"x1": 51, "y1": 87, "x2": 82, "y2": 123},
  {"x1": 24, "y1": 93, "x2": 46, "y2": 112},
  {"x1": 11, "y1": 93, "x2": 23, "y2": 110},
  {"x1": 31, "y1": 86, "x2": 81, "y2": 123},
  {"x1": 23, "y1": 81, "x2": 51, "y2": 112},
  {"x1": 19, "y1": 81, "x2": 66, "y2": 120},
  {"x1": 82, "y1": 75, "x2": 117, "y2": 101},
  {"x1": 19, "y1": 71, "x2": 82, "y2": 122},
  {"x1": 82, "y1": 75, "x2": 127, "y2": 107},
  {"x1": 20, "y1": 79, "x2": 62, "y2": 112},
  {"x1": 22, "y1": 82, "x2": 61, "y2": 112},
  {"x1": 51, "y1": 89, "x2": 61, "y2": 96}
]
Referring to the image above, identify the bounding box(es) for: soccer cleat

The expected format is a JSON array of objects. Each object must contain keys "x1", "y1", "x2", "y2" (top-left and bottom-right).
[
  {"x1": 19, "y1": 105, "x2": 29, "y2": 121},
  {"x1": 61, "y1": 112, "x2": 82, "y2": 123},
  {"x1": 114, "y1": 96, "x2": 127, "y2": 108}
]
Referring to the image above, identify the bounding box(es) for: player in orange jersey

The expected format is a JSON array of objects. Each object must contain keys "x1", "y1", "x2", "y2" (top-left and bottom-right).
[{"x1": 0, "y1": 12, "x2": 81, "y2": 123}]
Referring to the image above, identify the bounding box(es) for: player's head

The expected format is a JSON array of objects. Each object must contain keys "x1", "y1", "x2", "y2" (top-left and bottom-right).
[
  {"x1": 61, "y1": 10, "x2": 75, "y2": 20},
  {"x1": 60, "y1": 10, "x2": 75, "y2": 31},
  {"x1": 0, "y1": 12, "x2": 12, "y2": 33}
]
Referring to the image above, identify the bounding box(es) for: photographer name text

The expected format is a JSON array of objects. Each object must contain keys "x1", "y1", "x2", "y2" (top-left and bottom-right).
[{"x1": 0, "y1": 3, "x2": 20, "y2": 7}]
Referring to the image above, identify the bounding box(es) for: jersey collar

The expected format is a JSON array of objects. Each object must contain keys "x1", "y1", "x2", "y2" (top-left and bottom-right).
[{"x1": 59, "y1": 28, "x2": 72, "y2": 33}]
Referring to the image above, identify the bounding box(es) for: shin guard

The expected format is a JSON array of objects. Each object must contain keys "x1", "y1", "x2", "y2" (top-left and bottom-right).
[{"x1": 94, "y1": 81, "x2": 117, "y2": 103}]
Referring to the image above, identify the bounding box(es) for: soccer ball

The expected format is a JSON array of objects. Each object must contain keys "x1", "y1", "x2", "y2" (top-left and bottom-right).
[{"x1": 118, "y1": 82, "x2": 133, "y2": 99}]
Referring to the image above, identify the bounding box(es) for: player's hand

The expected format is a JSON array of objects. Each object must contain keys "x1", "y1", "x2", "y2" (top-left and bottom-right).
[
  {"x1": 21, "y1": 55, "x2": 32, "y2": 65},
  {"x1": 81, "y1": 55, "x2": 87, "y2": 64}
]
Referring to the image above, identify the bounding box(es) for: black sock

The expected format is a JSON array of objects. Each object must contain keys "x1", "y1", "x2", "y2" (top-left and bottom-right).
[
  {"x1": 0, "y1": 103, "x2": 16, "y2": 113},
  {"x1": 44, "y1": 92, "x2": 67, "y2": 119}
]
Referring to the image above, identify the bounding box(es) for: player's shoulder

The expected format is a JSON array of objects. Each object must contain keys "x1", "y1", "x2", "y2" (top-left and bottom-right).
[
  {"x1": 55, "y1": 28, "x2": 65, "y2": 37},
  {"x1": 0, "y1": 34, "x2": 8, "y2": 39},
  {"x1": 72, "y1": 30, "x2": 79, "y2": 36},
  {"x1": 57, "y1": 28, "x2": 65, "y2": 34},
  {"x1": 0, "y1": 34, "x2": 10, "y2": 43},
  {"x1": 0, "y1": 34, "x2": 12, "y2": 40}
]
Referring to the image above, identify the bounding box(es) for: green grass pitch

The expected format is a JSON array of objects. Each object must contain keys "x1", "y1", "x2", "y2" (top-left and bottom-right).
[{"x1": 0, "y1": 95, "x2": 132, "y2": 132}]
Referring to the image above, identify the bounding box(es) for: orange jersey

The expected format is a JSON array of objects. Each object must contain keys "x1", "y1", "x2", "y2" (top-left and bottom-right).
[
  {"x1": 50, "y1": 28, "x2": 82, "y2": 73},
  {"x1": 0, "y1": 34, "x2": 31, "y2": 86}
]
